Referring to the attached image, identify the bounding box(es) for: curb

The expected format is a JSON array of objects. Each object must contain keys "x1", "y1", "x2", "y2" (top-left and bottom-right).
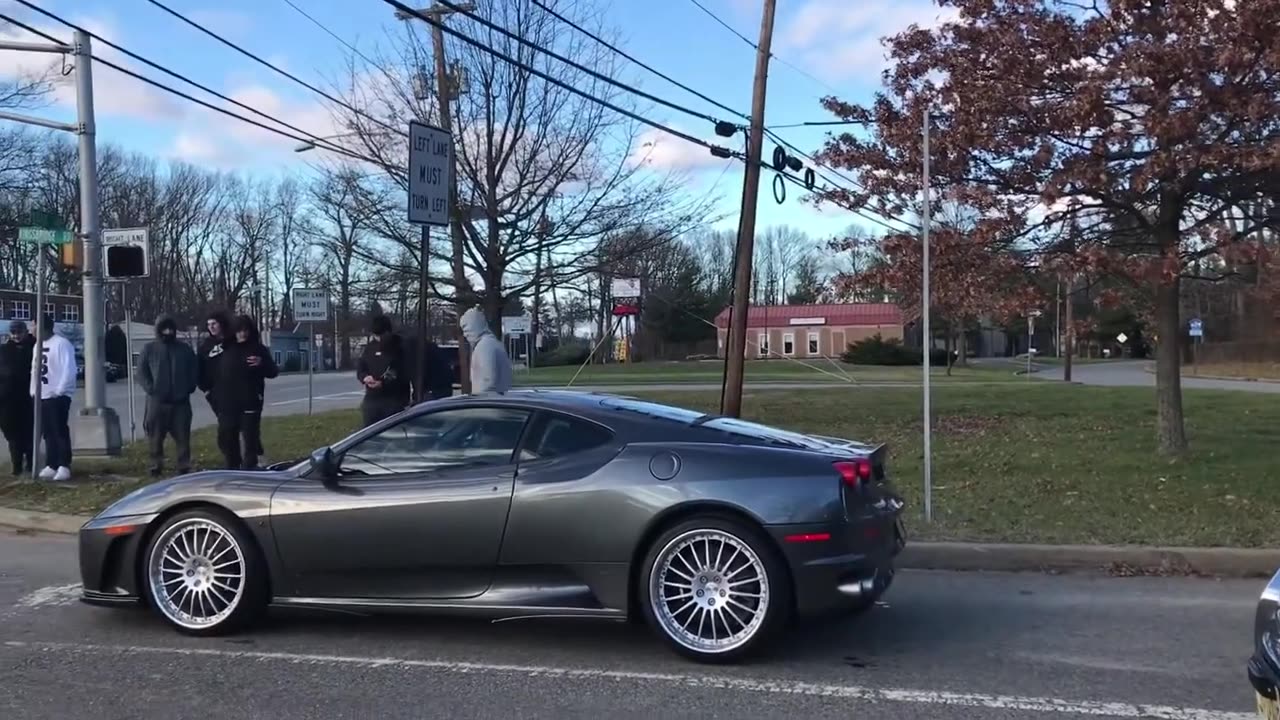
[
  {"x1": 1142, "y1": 367, "x2": 1280, "y2": 384},
  {"x1": 3, "y1": 507, "x2": 1276, "y2": 578}
]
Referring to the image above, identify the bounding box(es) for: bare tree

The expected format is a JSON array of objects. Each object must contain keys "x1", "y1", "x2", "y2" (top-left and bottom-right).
[
  {"x1": 310, "y1": 167, "x2": 370, "y2": 369},
  {"x1": 273, "y1": 176, "x2": 311, "y2": 326}
]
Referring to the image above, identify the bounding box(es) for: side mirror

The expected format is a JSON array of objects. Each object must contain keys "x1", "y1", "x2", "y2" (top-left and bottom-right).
[{"x1": 309, "y1": 446, "x2": 337, "y2": 480}]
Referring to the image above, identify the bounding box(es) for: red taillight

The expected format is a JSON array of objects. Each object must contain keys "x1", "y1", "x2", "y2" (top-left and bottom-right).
[{"x1": 834, "y1": 459, "x2": 873, "y2": 487}]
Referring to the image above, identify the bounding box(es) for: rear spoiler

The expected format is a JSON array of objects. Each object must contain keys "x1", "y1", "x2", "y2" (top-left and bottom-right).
[{"x1": 809, "y1": 434, "x2": 887, "y2": 465}]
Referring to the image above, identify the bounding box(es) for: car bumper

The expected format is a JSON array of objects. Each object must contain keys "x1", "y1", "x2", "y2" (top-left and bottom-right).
[
  {"x1": 768, "y1": 513, "x2": 905, "y2": 617},
  {"x1": 78, "y1": 513, "x2": 155, "y2": 607}
]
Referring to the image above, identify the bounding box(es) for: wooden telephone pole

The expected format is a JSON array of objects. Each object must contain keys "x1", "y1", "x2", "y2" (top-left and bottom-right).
[{"x1": 720, "y1": 0, "x2": 778, "y2": 418}]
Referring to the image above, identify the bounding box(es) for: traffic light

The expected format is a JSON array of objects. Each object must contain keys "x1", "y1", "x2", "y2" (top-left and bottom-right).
[{"x1": 105, "y1": 245, "x2": 146, "y2": 278}]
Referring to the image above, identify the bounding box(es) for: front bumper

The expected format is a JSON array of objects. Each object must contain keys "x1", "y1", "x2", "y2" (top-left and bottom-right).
[
  {"x1": 768, "y1": 513, "x2": 905, "y2": 617},
  {"x1": 78, "y1": 513, "x2": 156, "y2": 607}
]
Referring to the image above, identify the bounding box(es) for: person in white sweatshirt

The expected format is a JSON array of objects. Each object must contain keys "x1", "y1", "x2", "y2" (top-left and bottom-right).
[{"x1": 30, "y1": 314, "x2": 76, "y2": 481}]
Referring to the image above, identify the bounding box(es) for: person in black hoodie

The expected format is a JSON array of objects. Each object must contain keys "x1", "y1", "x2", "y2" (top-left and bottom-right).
[
  {"x1": 0, "y1": 321, "x2": 36, "y2": 475},
  {"x1": 357, "y1": 315, "x2": 410, "y2": 427},
  {"x1": 212, "y1": 315, "x2": 278, "y2": 470},
  {"x1": 197, "y1": 310, "x2": 232, "y2": 413},
  {"x1": 137, "y1": 315, "x2": 198, "y2": 477}
]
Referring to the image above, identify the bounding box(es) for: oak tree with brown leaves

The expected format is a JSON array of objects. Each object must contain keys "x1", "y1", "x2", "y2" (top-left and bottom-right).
[{"x1": 816, "y1": 0, "x2": 1280, "y2": 455}]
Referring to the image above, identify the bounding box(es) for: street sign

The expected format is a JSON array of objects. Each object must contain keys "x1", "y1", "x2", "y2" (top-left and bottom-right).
[
  {"x1": 104, "y1": 227, "x2": 150, "y2": 279},
  {"x1": 293, "y1": 288, "x2": 329, "y2": 322},
  {"x1": 1117, "y1": 332, "x2": 1128, "y2": 344},
  {"x1": 17, "y1": 227, "x2": 73, "y2": 245},
  {"x1": 1189, "y1": 318, "x2": 1203, "y2": 337},
  {"x1": 408, "y1": 120, "x2": 452, "y2": 226},
  {"x1": 502, "y1": 314, "x2": 531, "y2": 335},
  {"x1": 611, "y1": 277, "x2": 641, "y2": 299}
]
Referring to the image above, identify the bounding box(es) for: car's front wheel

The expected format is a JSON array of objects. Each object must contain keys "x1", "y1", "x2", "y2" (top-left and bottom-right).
[
  {"x1": 641, "y1": 516, "x2": 792, "y2": 663},
  {"x1": 143, "y1": 509, "x2": 267, "y2": 636}
]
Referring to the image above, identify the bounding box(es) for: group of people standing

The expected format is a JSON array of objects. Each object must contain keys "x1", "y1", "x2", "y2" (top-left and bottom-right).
[
  {"x1": 0, "y1": 316, "x2": 76, "y2": 480},
  {"x1": 146, "y1": 311, "x2": 278, "y2": 475}
]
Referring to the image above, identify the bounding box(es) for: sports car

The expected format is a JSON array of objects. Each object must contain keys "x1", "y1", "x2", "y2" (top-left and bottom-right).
[
  {"x1": 1249, "y1": 568, "x2": 1280, "y2": 718},
  {"x1": 79, "y1": 390, "x2": 906, "y2": 663}
]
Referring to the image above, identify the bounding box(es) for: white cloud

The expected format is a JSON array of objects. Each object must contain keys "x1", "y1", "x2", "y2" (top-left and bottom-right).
[
  {"x1": 778, "y1": 0, "x2": 959, "y2": 84},
  {"x1": 628, "y1": 127, "x2": 727, "y2": 172}
]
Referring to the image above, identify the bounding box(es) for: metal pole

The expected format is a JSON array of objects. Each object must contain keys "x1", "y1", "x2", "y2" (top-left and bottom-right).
[
  {"x1": 921, "y1": 104, "x2": 933, "y2": 524},
  {"x1": 307, "y1": 321, "x2": 315, "y2": 415},
  {"x1": 1026, "y1": 316, "x2": 1033, "y2": 380},
  {"x1": 73, "y1": 29, "x2": 121, "y2": 454},
  {"x1": 416, "y1": 223, "x2": 429, "y2": 405},
  {"x1": 124, "y1": 284, "x2": 136, "y2": 443},
  {"x1": 721, "y1": 0, "x2": 778, "y2": 418},
  {"x1": 32, "y1": 246, "x2": 45, "y2": 480}
]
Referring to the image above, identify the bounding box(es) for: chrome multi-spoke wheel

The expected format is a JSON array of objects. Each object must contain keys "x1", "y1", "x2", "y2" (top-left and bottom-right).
[
  {"x1": 648, "y1": 527, "x2": 772, "y2": 657},
  {"x1": 146, "y1": 517, "x2": 247, "y2": 631}
]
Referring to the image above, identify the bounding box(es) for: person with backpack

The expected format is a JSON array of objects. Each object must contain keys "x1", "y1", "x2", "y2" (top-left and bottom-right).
[
  {"x1": 137, "y1": 315, "x2": 198, "y2": 477},
  {"x1": 357, "y1": 315, "x2": 411, "y2": 427},
  {"x1": 212, "y1": 315, "x2": 277, "y2": 470}
]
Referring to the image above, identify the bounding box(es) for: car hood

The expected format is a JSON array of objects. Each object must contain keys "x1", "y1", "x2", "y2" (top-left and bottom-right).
[{"x1": 95, "y1": 468, "x2": 296, "y2": 519}]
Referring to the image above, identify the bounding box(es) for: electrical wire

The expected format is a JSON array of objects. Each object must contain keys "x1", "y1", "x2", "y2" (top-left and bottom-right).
[
  {"x1": 530, "y1": 0, "x2": 748, "y2": 124},
  {"x1": 10, "y1": 0, "x2": 368, "y2": 159},
  {"x1": 382, "y1": 0, "x2": 739, "y2": 158},
  {"x1": 0, "y1": 11, "x2": 66, "y2": 46},
  {"x1": 432, "y1": 0, "x2": 731, "y2": 127},
  {"x1": 769, "y1": 120, "x2": 869, "y2": 129},
  {"x1": 143, "y1": 0, "x2": 406, "y2": 139},
  {"x1": 86, "y1": 52, "x2": 384, "y2": 166},
  {"x1": 685, "y1": 0, "x2": 842, "y2": 97},
  {"x1": 279, "y1": 0, "x2": 383, "y2": 70}
]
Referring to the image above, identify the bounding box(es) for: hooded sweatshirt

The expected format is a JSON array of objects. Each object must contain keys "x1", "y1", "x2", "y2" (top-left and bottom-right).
[
  {"x1": 460, "y1": 308, "x2": 512, "y2": 395},
  {"x1": 138, "y1": 315, "x2": 198, "y2": 403},
  {"x1": 30, "y1": 329, "x2": 76, "y2": 401},
  {"x1": 212, "y1": 321, "x2": 279, "y2": 414}
]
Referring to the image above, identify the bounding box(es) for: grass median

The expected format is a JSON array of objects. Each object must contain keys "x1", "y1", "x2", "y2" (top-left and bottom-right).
[
  {"x1": 2, "y1": 384, "x2": 1275, "y2": 548},
  {"x1": 515, "y1": 359, "x2": 1014, "y2": 386}
]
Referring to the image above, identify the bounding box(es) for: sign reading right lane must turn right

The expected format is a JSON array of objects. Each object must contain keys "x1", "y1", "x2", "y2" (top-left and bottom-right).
[{"x1": 408, "y1": 120, "x2": 452, "y2": 227}]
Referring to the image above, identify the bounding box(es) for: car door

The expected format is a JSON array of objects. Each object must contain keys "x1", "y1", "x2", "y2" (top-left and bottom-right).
[{"x1": 270, "y1": 405, "x2": 532, "y2": 600}]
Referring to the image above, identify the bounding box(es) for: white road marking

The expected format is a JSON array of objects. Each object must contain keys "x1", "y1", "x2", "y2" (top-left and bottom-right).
[
  {"x1": 269, "y1": 391, "x2": 363, "y2": 407},
  {"x1": 14, "y1": 584, "x2": 81, "y2": 609},
  {"x1": 2, "y1": 640, "x2": 1252, "y2": 719}
]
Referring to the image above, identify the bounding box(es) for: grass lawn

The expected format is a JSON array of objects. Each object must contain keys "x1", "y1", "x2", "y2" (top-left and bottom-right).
[
  {"x1": 2, "y1": 384, "x2": 1276, "y2": 548},
  {"x1": 515, "y1": 360, "x2": 1014, "y2": 386},
  {"x1": 1186, "y1": 362, "x2": 1280, "y2": 381}
]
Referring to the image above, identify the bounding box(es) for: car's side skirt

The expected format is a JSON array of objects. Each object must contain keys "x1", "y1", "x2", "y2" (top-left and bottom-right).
[{"x1": 270, "y1": 596, "x2": 626, "y2": 621}]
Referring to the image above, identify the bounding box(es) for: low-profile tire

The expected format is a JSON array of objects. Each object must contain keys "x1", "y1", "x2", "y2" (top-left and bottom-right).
[
  {"x1": 142, "y1": 508, "x2": 268, "y2": 636},
  {"x1": 640, "y1": 515, "x2": 792, "y2": 663}
]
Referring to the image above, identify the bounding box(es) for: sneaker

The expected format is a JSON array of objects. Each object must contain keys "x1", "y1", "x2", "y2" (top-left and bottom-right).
[
  {"x1": 38, "y1": 466, "x2": 56, "y2": 480},
  {"x1": 53, "y1": 467, "x2": 71, "y2": 482}
]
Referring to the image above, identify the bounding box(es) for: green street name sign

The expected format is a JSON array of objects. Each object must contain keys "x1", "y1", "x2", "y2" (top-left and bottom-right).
[{"x1": 17, "y1": 227, "x2": 74, "y2": 245}]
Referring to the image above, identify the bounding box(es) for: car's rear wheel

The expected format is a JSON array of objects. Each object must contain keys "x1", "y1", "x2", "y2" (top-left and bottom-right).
[
  {"x1": 143, "y1": 509, "x2": 266, "y2": 636},
  {"x1": 641, "y1": 516, "x2": 791, "y2": 663}
]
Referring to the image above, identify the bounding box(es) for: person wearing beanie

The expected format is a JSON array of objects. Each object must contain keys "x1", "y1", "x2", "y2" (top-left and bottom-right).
[
  {"x1": 30, "y1": 314, "x2": 76, "y2": 482},
  {"x1": 356, "y1": 314, "x2": 411, "y2": 427},
  {"x1": 137, "y1": 315, "x2": 198, "y2": 477},
  {"x1": 0, "y1": 320, "x2": 36, "y2": 475}
]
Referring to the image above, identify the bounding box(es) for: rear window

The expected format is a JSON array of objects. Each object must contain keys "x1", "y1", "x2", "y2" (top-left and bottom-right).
[
  {"x1": 700, "y1": 417, "x2": 830, "y2": 450},
  {"x1": 599, "y1": 397, "x2": 705, "y2": 424}
]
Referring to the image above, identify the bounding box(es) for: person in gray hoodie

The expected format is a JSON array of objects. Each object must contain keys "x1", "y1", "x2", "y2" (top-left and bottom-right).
[
  {"x1": 459, "y1": 307, "x2": 512, "y2": 394},
  {"x1": 137, "y1": 315, "x2": 198, "y2": 477}
]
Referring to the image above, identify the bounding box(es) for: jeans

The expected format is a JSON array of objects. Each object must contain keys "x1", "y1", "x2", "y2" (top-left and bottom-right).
[
  {"x1": 145, "y1": 398, "x2": 193, "y2": 473},
  {"x1": 40, "y1": 395, "x2": 72, "y2": 469},
  {"x1": 0, "y1": 395, "x2": 33, "y2": 473}
]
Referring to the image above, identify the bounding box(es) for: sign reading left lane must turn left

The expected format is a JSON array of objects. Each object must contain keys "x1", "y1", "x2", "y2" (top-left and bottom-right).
[{"x1": 408, "y1": 120, "x2": 452, "y2": 227}]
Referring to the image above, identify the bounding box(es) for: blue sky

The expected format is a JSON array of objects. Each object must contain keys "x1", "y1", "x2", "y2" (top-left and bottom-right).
[{"x1": 0, "y1": 0, "x2": 952, "y2": 241}]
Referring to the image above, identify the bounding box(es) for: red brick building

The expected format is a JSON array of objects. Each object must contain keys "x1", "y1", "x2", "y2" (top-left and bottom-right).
[{"x1": 714, "y1": 303, "x2": 904, "y2": 359}]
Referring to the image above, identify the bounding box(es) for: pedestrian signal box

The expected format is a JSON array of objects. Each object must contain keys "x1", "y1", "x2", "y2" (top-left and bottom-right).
[{"x1": 105, "y1": 245, "x2": 147, "y2": 278}]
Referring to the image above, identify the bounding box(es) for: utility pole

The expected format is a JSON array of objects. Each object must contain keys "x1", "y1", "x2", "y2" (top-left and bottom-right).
[
  {"x1": 921, "y1": 104, "x2": 933, "y2": 524},
  {"x1": 1, "y1": 30, "x2": 121, "y2": 455},
  {"x1": 397, "y1": 2, "x2": 473, "y2": 394},
  {"x1": 721, "y1": 0, "x2": 777, "y2": 418}
]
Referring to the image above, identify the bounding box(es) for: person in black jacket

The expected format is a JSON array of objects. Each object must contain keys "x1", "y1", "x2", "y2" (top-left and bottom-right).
[
  {"x1": 357, "y1": 315, "x2": 411, "y2": 427},
  {"x1": 212, "y1": 315, "x2": 278, "y2": 470},
  {"x1": 197, "y1": 310, "x2": 232, "y2": 413},
  {"x1": 0, "y1": 321, "x2": 36, "y2": 475},
  {"x1": 137, "y1": 315, "x2": 198, "y2": 477}
]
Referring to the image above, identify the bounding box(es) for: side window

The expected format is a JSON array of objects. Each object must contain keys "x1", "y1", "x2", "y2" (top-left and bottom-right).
[
  {"x1": 339, "y1": 407, "x2": 530, "y2": 477},
  {"x1": 519, "y1": 413, "x2": 614, "y2": 462}
]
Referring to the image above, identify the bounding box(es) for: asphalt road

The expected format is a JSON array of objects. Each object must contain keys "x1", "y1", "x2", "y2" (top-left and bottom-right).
[
  {"x1": 0, "y1": 529, "x2": 1261, "y2": 719},
  {"x1": 1033, "y1": 360, "x2": 1280, "y2": 394}
]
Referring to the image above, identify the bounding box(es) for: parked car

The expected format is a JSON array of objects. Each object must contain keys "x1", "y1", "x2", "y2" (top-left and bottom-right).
[
  {"x1": 1249, "y1": 569, "x2": 1280, "y2": 718},
  {"x1": 75, "y1": 360, "x2": 120, "y2": 383},
  {"x1": 77, "y1": 390, "x2": 905, "y2": 663}
]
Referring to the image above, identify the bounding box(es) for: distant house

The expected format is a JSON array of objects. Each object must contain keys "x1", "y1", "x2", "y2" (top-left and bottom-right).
[{"x1": 713, "y1": 303, "x2": 904, "y2": 359}]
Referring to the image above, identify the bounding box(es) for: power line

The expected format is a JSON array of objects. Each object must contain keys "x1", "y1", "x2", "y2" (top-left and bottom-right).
[
  {"x1": 143, "y1": 0, "x2": 406, "y2": 139},
  {"x1": 530, "y1": 0, "x2": 747, "y2": 124},
  {"x1": 770, "y1": 164, "x2": 917, "y2": 234},
  {"x1": 11, "y1": 0, "x2": 366, "y2": 159},
  {"x1": 685, "y1": 0, "x2": 842, "y2": 97},
  {"x1": 429, "y1": 0, "x2": 731, "y2": 128},
  {"x1": 382, "y1": 0, "x2": 739, "y2": 159},
  {"x1": 278, "y1": 0, "x2": 382, "y2": 69},
  {"x1": 769, "y1": 120, "x2": 868, "y2": 129},
  {"x1": 0, "y1": 10, "x2": 66, "y2": 46}
]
